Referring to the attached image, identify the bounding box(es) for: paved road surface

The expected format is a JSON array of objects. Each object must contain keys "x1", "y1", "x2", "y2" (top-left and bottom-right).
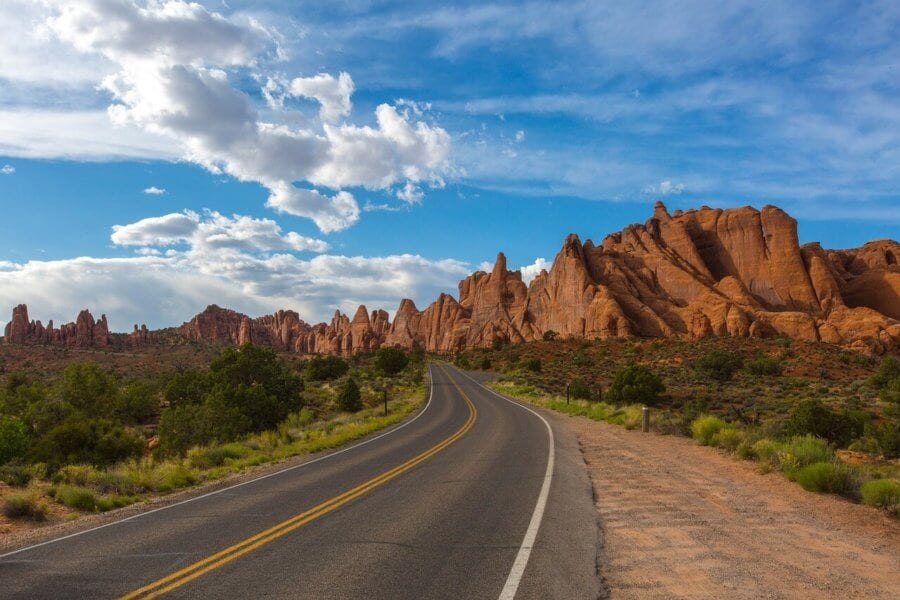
[{"x1": 0, "y1": 365, "x2": 600, "y2": 599}]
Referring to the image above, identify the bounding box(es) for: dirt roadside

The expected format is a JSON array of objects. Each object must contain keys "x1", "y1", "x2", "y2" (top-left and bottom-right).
[{"x1": 566, "y1": 416, "x2": 900, "y2": 600}]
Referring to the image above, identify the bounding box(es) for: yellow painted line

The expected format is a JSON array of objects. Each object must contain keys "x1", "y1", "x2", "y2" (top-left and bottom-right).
[{"x1": 121, "y1": 366, "x2": 476, "y2": 600}]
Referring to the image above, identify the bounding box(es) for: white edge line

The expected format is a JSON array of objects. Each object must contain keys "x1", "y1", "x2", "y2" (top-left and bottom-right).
[
  {"x1": 0, "y1": 366, "x2": 436, "y2": 560},
  {"x1": 453, "y1": 367, "x2": 555, "y2": 600}
]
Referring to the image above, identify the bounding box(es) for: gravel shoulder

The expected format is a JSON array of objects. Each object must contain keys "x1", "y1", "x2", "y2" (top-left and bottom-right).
[{"x1": 565, "y1": 416, "x2": 900, "y2": 599}]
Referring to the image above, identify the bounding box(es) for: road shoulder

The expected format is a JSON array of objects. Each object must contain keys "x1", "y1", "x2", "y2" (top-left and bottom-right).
[{"x1": 566, "y1": 414, "x2": 900, "y2": 599}]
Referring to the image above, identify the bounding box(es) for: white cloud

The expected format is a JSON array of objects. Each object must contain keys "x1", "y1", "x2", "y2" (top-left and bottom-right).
[
  {"x1": 34, "y1": 0, "x2": 451, "y2": 233},
  {"x1": 111, "y1": 210, "x2": 200, "y2": 246},
  {"x1": 396, "y1": 181, "x2": 424, "y2": 203},
  {"x1": 0, "y1": 109, "x2": 180, "y2": 161},
  {"x1": 0, "y1": 251, "x2": 469, "y2": 331},
  {"x1": 518, "y1": 257, "x2": 550, "y2": 284},
  {"x1": 111, "y1": 210, "x2": 329, "y2": 253},
  {"x1": 143, "y1": 185, "x2": 166, "y2": 195},
  {"x1": 288, "y1": 72, "x2": 354, "y2": 123},
  {"x1": 515, "y1": 129, "x2": 525, "y2": 142},
  {"x1": 0, "y1": 165, "x2": 14, "y2": 175}
]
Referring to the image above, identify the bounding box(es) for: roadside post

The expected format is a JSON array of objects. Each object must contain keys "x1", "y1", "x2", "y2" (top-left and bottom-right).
[
  {"x1": 384, "y1": 388, "x2": 388, "y2": 416},
  {"x1": 642, "y1": 406, "x2": 650, "y2": 432},
  {"x1": 566, "y1": 383, "x2": 570, "y2": 404}
]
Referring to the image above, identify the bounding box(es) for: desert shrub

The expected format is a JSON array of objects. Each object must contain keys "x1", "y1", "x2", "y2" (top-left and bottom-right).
[
  {"x1": 3, "y1": 491, "x2": 47, "y2": 521},
  {"x1": 163, "y1": 369, "x2": 210, "y2": 407},
  {"x1": 58, "y1": 362, "x2": 119, "y2": 417},
  {"x1": 542, "y1": 330, "x2": 558, "y2": 341},
  {"x1": 569, "y1": 379, "x2": 593, "y2": 401},
  {"x1": 712, "y1": 427, "x2": 746, "y2": 451},
  {"x1": 695, "y1": 350, "x2": 743, "y2": 383},
  {"x1": 869, "y1": 356, "x2": 900, "y2": 388},
  {"x1": 524, "y1": 358, "x2": 542, "y2": 373},
  {"x1": 491, "y1": 338, "x2": 506, "y2": 351},
  {"x1": 784, "y1": 399, "x2": 865, "y2": 447},
  {"x1": 0, "y1": 415, "x2": 29, "y2": 465},
  {"x1": 453, "y1": 355, "x2": 470, "y2": 369},
  {"x1": 113, "y1": 458, "x2": 197, "y2": 493},
  {"x1": 691, "y1": 415, "x2": 728, "y2": 446},
  {"x1": 750, "y1": 438, "x2": 785, "y2": 465},
  {"x1": 54, "y1": 484, "x2": 100, "y2": 511},
  {"x1": 187, "y1": 443, "x2": 249, "y2": 469},
  {"x1": 479, "y1": 357, "x2": 492, "y2": 370},
  {"x1": 35, "y1": 417, "x2": 144, "y2": 468},
  {"x1": 572, "y1": 351, "x2": 592, "y2": 367},
  {"x1": 606, "y1": 365, "x2": 665, "y2": 406},
  {"x1": 304, "y1": 355, "x2": 349, "y2": 381},
  {"x1": 0, "y1": 463, "x2": 32, "y2": 486},
  {"x1": 746, "y1": 356, "x2": 784, "y2": 376},
  {"x1": 792, "y1": 461, "x2": 860, "y2": 497},
  {"x1": 881, "y1": 377, "x2": 900, "y2": 405},
  {"x1": 375, "y1": 347, "x2": 409, "y2": 375},
  {"x1": 779, "y1": 435, "x2": 834, "y2": 473},
  {"x1": 860, "y1": 479, "x2": 900, "y2": 510},
  {"x1": 337, "y1": 378, "x2": 362, "y2": 412},
  {"x1": 114, "y1": 380, "x2": 158, "y2": 425}
]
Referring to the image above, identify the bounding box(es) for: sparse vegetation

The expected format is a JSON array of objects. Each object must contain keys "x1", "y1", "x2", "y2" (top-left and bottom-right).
[
  {"x1": 0, "y1": 343, "x2": 426, "y2": 530},
  {"x1": 3, "y1": 491, "x2": 48, "y2": 521},
  {"x1": 606, "y1": 365, "x2": 665, "y2": 406},
  {"x1": 695, "y1": 350, "x2": 743, "y2": 383}
]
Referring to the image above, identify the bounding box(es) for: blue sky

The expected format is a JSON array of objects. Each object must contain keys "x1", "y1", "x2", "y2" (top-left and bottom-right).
[{"x1": 0, "y1": 0, "x2": 898, "y2": 330}]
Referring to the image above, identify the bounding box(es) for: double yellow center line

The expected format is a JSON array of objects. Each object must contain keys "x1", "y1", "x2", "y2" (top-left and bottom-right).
[{"x1": 122, "y1": 366, "x2": 476, "y2": 599}]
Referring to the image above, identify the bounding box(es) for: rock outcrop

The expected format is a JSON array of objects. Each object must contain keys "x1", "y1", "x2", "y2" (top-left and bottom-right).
[
  {"x1": 3, "y1": 305, "x2": 112, "y2": 348},
  {"x1": 4, "y1": 203, "x2": 898, "y2": 355}
]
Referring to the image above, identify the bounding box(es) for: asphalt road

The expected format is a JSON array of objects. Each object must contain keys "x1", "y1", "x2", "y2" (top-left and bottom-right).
[{"x1": 0, "y1": 364, "x2": 601, "y2": 599}]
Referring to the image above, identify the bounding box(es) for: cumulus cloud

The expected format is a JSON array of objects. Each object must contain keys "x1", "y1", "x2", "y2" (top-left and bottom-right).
[
  {"x1": 111, "y1": 210, "x2": 330, "y2": 253},
  {"x1": 0, "y1": 251, "x2": 469, "y2": 331},
  {"x1": 111, "y1": 210, "x2": 200, "y2": 246},
  {"x1": 519, "y1": 257, "x2": 550, "y2": 284},
  {"x1": 0, "y1": 165, "x2": 14, "y2": 175},
  {"x1": 515, "y1": 130, "x2": 525, "y2": 142},
  {"x1": 42, "y1": 0, "x2": 451, "y2": 233},
  {"x1": 288, "y1": 72, "x2": 354, "y2": 123},
  {"x1": 143, "y1": 185, "x2": 166, "y2": 195}
]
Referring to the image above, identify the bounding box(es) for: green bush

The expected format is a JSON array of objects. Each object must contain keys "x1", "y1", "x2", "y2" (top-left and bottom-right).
[
  {"x1": 187, "y1": 443, "x2": 249, "y2": 469},
  {"x1": 712, "y1": 427, "x2": 746, "y2": 451},
  {"x1": 3, "y1": 491, "x2": 47, "y2": 521},
  {"x1": 695, "y1": 351, "x2": 743, "y2": 382},
  {"x1": 337, "y1": 378, "x2": 362, "y2": 412},
  {"x1": 750, "y1": 438, "x2": 785, "y2": 465},
  {"x1": 869, "y1": 356, "x2": 900, "y2": 388},
  {"x1": 746, "y1": 356, "x2": 784, "y2": 376},
  {"x1": 35, "y1": 417, "x2": 144, "y2": 468},
  {"x1": 784, "y1": 399, "x2": 865, "y2": 447},
  {"x1": 524, "y1": 358, "x2": 542, "y2": 373},
  {"x1": 691, "y1": 415, "x2": 728, "y2": 446},
  {"x1": 58, "y1": 362, "x2": 119, "y2": 417},
  {"x1": 453, "y1": 355, "x2": 470, "y2": 369},
  {"x1": 569, "y1": 379, "x2": 592, "y2": 400},
  {"x1": 0, "y1": 463, "x2": 32, "y2": 486},
  {"x1": 479, "y1": 357, "x2": 492, "y2": 370},
  {"x1": 304, "y1": 355, "x2": 349, "y2": 381},
  {"x1": 606, "y1": 365, "x2": 665, "y2": 406},
  {"x1": 54, "y1": 484, "x2": 100, "y2": 511},
  {"x1": 114, "y1": 380, "x2": 158, "y2": 425},
  {"x1": 792, "y1": 461, "x2": 860, "y2": 497},
  {"x1": 375, "y1": 347, "x2": 409, "y2": 375},
  {"x1": 0, "y1": 415, "x2": 29, "y2": 465},
  {"x1": 860, "y1": 479, "x2": 900, "y2": 510},
  {"x1": 779, "y1": 435, "x2": 834, "y2": 472},
  {"x1": 881, "y1": 377, "x2": 900, "y2": 405},
  {"x1": 542, "y1": 330, "x2": 558, "y2": 341}
]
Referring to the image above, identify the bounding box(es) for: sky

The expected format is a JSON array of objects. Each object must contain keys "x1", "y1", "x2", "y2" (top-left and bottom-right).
[{"x1": 0, "y1": 0, "x2": 899, "y2": 332}]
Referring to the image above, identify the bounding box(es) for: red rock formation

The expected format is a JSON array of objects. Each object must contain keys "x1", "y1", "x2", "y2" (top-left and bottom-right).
[
  {"x1": 5, "y1": 203, "x2": 898, "y2": 356},
  {"x1": 3, "y1": 305, "x2": 110, "y2": 348}
]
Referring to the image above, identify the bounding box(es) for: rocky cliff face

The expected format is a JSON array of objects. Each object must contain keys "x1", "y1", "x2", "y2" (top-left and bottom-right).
[
  {"x1": 4, "y1": 203, "x2": 898, "y2": 355},
  {"x1": 2, "y1": 304, "x2": 114, "y2": 348}
]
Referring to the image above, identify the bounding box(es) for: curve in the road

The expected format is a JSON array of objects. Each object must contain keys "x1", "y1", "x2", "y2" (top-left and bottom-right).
[{"x1": 121, "y1": 369, "x2": 476, "y2": 599}]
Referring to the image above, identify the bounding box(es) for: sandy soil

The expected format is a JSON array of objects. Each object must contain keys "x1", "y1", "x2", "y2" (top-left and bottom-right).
[{"x1": 567, "y1": 417, "x2": 900, "y2": 600}]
